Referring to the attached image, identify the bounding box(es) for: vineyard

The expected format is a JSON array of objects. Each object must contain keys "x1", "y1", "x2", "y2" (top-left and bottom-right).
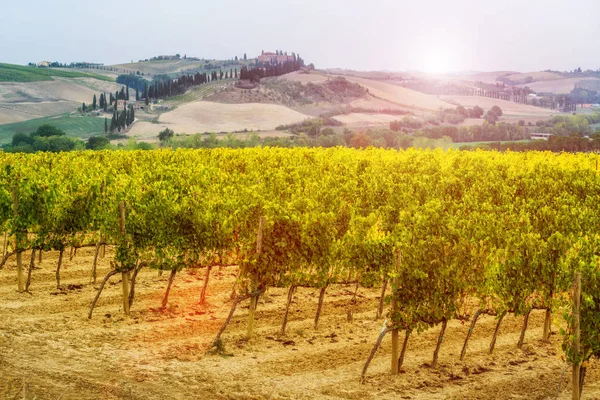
[{"x1": 1, "y1": 148, "x2": 600, "y2": 399}]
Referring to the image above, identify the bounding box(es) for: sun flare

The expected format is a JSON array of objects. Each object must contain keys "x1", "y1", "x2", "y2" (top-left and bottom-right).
[{"x1": 423, "y1": 50, "x2": 452, "y2": 75}]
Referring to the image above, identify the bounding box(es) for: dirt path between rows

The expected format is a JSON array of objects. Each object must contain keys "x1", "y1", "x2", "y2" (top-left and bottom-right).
[{"x1": 1, "y1": 246, "x2": 598, "y2": 399}]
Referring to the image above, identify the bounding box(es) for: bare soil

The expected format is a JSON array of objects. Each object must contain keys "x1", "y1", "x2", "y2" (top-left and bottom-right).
[{"x1": 1, "y1": 245, "x2": 598, "y2": 400}]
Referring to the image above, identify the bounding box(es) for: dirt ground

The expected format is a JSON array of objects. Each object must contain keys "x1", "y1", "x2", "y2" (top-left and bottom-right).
[{"x1": 1, "y1": 245, "x2": 599, "y2": 400}]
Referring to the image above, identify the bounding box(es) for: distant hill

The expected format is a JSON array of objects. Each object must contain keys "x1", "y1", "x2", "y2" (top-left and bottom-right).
[
  {"x1": 0, "y1": 63, "x2": 114, "y2": 83},
  {"x1": 110, "y1": 58, "x2": 253, "y2": 78}
]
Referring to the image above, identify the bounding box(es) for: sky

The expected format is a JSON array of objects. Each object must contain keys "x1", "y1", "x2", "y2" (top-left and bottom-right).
[{"x1": 2, "y1": 0, "x2": 599, "y2": 73}]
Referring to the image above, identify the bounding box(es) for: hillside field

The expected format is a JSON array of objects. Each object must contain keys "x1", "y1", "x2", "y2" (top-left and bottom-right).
[
  {"x1": 516, "y1": 77, "x2": 600, "y2": 94},
  {"x1": 0, "y1": 77, "x2": 126, "y2": 125},
  {"x1": 0, "y1": 114, "x2": 106, "y2": 144},
  {"x1": 129, "y1": 101, "x2": 310, "y2": 136},
  {"x1": 0, "y1": 63, "x2": 113, "y2": 83}
]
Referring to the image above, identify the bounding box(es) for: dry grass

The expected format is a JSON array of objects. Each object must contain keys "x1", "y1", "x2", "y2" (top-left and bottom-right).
[
  {"x1": 128, "y1": 101, "x2": 310, "y2": 136},
  {"x1": 332, "y1": 113, "x2": 401, "y2": 127},
  {"x1": 0, "y1": 78, "x2": 124, "y2": 124},
  {"x1": 517, "y1": 77, "x2": 600, "y2": 94},
  {"x1": 280, "y1": 71, "x2": 330, "y2": 84},
  {"x1": 341, "y1": 76, "x2": 451, "y2": 111}
]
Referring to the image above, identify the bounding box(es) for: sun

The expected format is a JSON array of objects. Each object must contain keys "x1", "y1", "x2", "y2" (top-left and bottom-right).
[{"x1": 423, "y1": 50, "x2": 453, "y2": 75}]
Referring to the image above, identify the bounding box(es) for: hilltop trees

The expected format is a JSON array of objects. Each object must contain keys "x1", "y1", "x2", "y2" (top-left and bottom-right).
[{"x1": 239, "y1": 56, "x2": 304, "y2": 83}]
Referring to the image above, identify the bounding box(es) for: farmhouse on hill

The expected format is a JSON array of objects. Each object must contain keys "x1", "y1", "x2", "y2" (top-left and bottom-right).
[
  {"x1": 258, "y1": 51, "x2": 294, "y2": 64},
  {"x1": 37, "y1": 61, "x2": 51, "y2": 68}
]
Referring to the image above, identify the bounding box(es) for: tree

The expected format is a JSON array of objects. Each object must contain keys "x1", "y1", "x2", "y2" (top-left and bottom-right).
[
  {"x1": 244, "y1": 53, "x2": 247, "y2": 61},
  {"x1": 12, "y1": 132, "x2": 34, "y2": 146},
  {"x1": 490, "y1": 105, "x2": 503, "y2": 117},
  {"x1": 104, "y1": 117, "x2": 108, "y2": 134},
  {"x1": 92, "y1": 95, "x2": 97, "y2": 110},
  {"x1": 235, "y1": 56, "x2": 238, "y2": 61},
  {"x1": 126, "y1": 85, "x2": 130, "y2": 100},
  {"x1": 86, "y1": 136, "x2": 109, "y2": 150},
  {"x1": 470, "y1": 105, "x2": 484, "y2": 118},
  {"x1": 31, "y1": 124, "x2": 66, "y2": 138},
  {"x1": 82, "y1": 102, "x2": 87, "y2": 113},
  {"x1": 158, "y1": 128, "x2": 174, "y2": 142},
  {"x1": 135, "y1": 88, "x2": 139, "y2": 101},
  {"x1": 484, "y1": 111, "x2": 499, "y2": 124}
]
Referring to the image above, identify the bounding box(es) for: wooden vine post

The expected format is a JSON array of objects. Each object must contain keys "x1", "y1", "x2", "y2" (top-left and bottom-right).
[
  {"x1": 391, "y1": 250, "x2": 401, "y2": 374},
  {"x1": 12, "y1": 184, "x2": 24, "y2": 293},
  {"x1": 247, "y1": 216, "x2": 264, "y2": 339},
  {"x1": 572, "y1": 272, "x2": 581, "y2": 400},
  {"x1": 119, "y1": 201, "x2": 130, "y2": 316},
  {"x1": 489, "y1": 311, "x2": 507, "y2": 354}
]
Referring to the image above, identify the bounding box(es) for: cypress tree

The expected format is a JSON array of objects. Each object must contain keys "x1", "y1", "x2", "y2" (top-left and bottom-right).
[
  {"x1": 126, "y1": 85, "x2": 129, "y2": 100},
  {"x1": 136, "y1": 88, "x2": 139, "y2": 101},
  {"x1": 104, "y1": 117, "x2": 108, "y2": 133},
  {"x1": 82, "y1": 102, "x2": 87, "y2": 112},
  {"x1": 92, "y1": 94, "x2": 97, "y2": 110}
]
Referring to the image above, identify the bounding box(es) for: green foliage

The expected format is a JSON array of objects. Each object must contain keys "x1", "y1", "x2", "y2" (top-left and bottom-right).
[
  {"x1": 0, "y1": 63, "x2": 113, "y2": 82},
  {"x1": 0, "y1": 115, "x2": 107, "y2": 145},
  {"x1": 1, "y1": 148, "x2": 600, "y2": 371},
  {"x1": 158, "y1": 128, "x2": 175, "y2": 142},
  {"x1": 86, "y1": 136, "x2": 110, "y2": 150}
]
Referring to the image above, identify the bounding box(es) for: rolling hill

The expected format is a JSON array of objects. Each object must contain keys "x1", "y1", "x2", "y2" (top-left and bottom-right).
[{"x1": 0, "y1": 63, "x2": 113, "y2": 82}]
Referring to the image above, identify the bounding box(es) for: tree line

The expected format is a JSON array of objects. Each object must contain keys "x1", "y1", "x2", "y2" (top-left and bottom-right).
[{"x1": 239, "y1": 58, "x2": 304, "y2": 83}]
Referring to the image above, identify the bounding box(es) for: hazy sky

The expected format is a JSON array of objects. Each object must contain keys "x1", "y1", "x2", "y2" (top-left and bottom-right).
[{"x1": 2, "y1": 0, "x2": 599, "y2": 73}]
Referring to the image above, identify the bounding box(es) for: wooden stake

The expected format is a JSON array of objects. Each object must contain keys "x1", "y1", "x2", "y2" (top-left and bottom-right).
[
  {"x1": 281, "y1": 284, "x2": 296, "y2": 336},
  {"x1": 517, "y1": 310, "x2": 531, "y2": 348},
  {"x1": 210, "y1": 294, "x2": 252, "y2": 349},
  {"x1": 199, "y1": 265, "x2": 212, "y2": 305},
  {"x1": 398, "y1": 329, "x2": 410, "y2": 371},
  {"x1": 161, "y1": 269, "x2": 177, "y2": 309},
  {"x1": 461, "y1": 309, "x2": 482, "y2": 360},
  {"x1": 361, "y1": 328, "x2": 389, "y2": 382},
  {"x1": 572, "y1": 272, "x2": 581, "y2": 400},
  {"x1": 88, "y1": 270, "x2": 119, "y2": 319},
  {"x1": 489, "y1": 311, "x2": 507, "y2": 354},
  {"x1": 314, "y1": 285, "x2": 327, "y2": 330},
  {"x1": 432, "y1": 318, "x2": 448, "y2": 368}
]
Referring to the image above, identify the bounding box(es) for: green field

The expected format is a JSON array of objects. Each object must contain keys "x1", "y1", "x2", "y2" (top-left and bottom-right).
[
  {"x1": 0, "y1": 63, "x2": 114, "y2": 82},
  {"x1": 447, "y1": 139, "x2": 532, "y2": 149},
  {"x1": 0, "y1": 114, "x2": 106, "y2": 144}
]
